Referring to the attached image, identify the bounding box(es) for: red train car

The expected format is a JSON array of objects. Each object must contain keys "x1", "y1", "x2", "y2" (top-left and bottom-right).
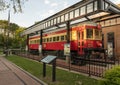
[{"x1": 28, "y1": 22, "x2": 102, "y2": 56}]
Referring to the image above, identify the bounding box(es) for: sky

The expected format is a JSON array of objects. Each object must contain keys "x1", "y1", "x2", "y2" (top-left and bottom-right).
[{"x1": 0, "y1": 0, "x2": 120, "y2": 27}]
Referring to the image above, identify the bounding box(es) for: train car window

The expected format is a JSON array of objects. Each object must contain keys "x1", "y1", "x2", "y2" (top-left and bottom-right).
[
  {"x1": 53, "y1": 37, "x2": 56, "y2": 42},
  {"x1": 95, "y1": 30, "x2": 99, "y2": 36},
  {"x1": 37, "y1": 40, "x2": 39, "y2": 44},
  {"x1": 57, "y1": 36, "x2": 59, "y2": 41},
  {"x1": 65, "y1": 35, "x2": 67, "y2": 40},
  {"x1": 42, "y1": 39, "x2": 44, "y2": 42},
  {"x1": 34, "y1": 40, "x2": 36, "y2": 44},
  {"x1": 44, "y1": 38, "x2": 46, "y2": 43},
  {"x1": 86, "y1": 29, "x2": 93, "y2": 38},
  {"x1": 47, "y1": 38, "x2": 49, "y2": 42},
  {"x1": 36, "y1": 40, "x2": 37, "y2": 44},
  {"x1": 33, "y1": 40, "x2": 34, "y2": 44},
  {"x1": 61, "y1": 36, "x2": 64, "y2": 41},
  {"x1": 39, "y1": 39, "x2": 41, "y2": 43},
  {"x1": 50, "y1": 38, "x2": 52, "y2": 42}
]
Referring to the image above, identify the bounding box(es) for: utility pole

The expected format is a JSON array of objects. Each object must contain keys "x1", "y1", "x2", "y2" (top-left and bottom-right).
[{"x1": 5, "y1": 9, "x2": 10, "y2": 56}]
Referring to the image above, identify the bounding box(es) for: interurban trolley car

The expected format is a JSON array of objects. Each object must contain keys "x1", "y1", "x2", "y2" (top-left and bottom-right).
[{"x1": 28, "y1": 22, "x2": 103, "y2": 58}]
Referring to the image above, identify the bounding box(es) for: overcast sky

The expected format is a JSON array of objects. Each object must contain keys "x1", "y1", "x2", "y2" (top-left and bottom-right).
[{"x1": 0, "y1": 0, "x2": 120, "y2": 27}]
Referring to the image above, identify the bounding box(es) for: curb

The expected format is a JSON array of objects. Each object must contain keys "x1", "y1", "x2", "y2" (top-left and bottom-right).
[{"x1": 2, "y1": 56, "x2": 48, "y2": 85}]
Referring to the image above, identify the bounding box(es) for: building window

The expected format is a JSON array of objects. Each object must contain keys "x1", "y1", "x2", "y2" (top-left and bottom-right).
[
  {"x1": 80, "y1": 6, "x2": 86, "y2": 15},
  {"x1": 65, "y1": 13, "x2": 69, "y2": 21},
  {"x1": 61, "y1": 15, "x2": 64, "y2": 22},
  {"x1": 111, "y1": 19, "x2": 116, "y2": 25},
  {"x1": 75, "y1": 8, "x2": 79, "y2": 17},
  {"x1": 54, "y1": 18, "x2": 57, "y2": 25},
  {"x1": 87, "y1": 3, "x2": 93, "y2": 13},
  {"x1": 105, "y1": 2, "x2": 109, "y2": 9},
  {"x1": 100, "y1": 21, "x2": 105, "y2": 27},
  {"x1": 48, "y1": 21, "x2": 50, "y2": 27},
  {"x1": 57, "y1": 17, "x2": 60, "y2": 23},
  {"x1": 94, "y1": 1, "x2": 97, "y2": 11},
  {"x1": 51, "y1": 19, "x2": 53, "y2": 26},
  {"x1": 117, "y1": 17, "x2": 120, "y2": 24},
  {"x1": 70, "y1": 11, "x2": 74, "y2": 19},
  {"x1": 105, "y1": 20, "x2": 110, "y2": 26},
  {"x1": 43, "y1": 23, "x2": 46, "y2": 28}
]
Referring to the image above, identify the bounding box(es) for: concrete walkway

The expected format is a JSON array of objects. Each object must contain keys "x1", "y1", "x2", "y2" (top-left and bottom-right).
[{"x1": 0, "y1": 55, "x2": 47, "y2": 85}]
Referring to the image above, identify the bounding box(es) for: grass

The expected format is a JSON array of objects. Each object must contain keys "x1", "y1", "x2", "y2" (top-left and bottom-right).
[{"x1": 6, "y1": 55, "x2": 98, "y2": 85}]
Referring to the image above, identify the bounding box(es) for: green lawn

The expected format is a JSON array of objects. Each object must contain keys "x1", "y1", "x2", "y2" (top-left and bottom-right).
[{"x1": 6, "y1": 55, "x2": 98, "y2": 85}]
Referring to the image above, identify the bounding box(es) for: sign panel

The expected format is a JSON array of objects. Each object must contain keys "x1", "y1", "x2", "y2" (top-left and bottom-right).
[
  {"x1": 25, "y1": 45, "x2": 28, "y2": 51},
  {"x1": 107, "y1": 42, "x2": 113, "y2": 58},
  {"x1": 64, "y1": 43, "x2": 70, "y2": 56},
  {"x1": 39, "y1": 45, "x2": 42, "y2": 53},
  {"x1": 41, "y1": 55, "x2": 57, "y2": 64}
]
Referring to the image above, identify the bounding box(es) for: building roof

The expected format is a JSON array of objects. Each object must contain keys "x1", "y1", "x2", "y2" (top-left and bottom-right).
[{"x1": 21, "y1": 0, "x2": 120, "y2": 36}]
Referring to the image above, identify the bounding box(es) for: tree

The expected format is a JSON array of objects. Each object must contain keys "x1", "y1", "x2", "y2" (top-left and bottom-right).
[
  {"x1": 0, "y1": 20, "x2": 26, "y2": 49},
  {"x1": 9, "y1": 23, "x2": 19, "y2": 38},
  {"x1": 0, "y1": 20, "x2": 9, "y2": 48},
  {"x1": 12, "y1": 27, "x2": 26, "y2": 49},
  {"x1": 0, "y1": 34, "x2": 4, "y2": 47},
  {"x1": 0, "y1": 0, "x2": 27, "y2": 12}
]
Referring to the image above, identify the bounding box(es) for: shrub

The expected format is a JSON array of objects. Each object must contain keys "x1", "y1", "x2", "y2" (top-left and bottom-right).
[{"x1": 99, "y1": 66, "x2": 120, "y2": 85}]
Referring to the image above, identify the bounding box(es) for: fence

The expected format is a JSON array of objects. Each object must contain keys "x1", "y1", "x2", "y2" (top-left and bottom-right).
[{"x1": 11, "y1": 50, "x2": 120, "y2": 78}]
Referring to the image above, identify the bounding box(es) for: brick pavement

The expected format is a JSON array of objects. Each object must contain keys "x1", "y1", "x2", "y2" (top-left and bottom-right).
[{"x1": 0, "y1": 55, "x2": 47, "y2": 85}]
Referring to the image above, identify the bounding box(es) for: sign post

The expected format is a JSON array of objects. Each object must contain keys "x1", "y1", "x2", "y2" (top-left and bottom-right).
[
  {"x1": 64, "y1": 43, "x2": 71, "y2": 70},
  {"x1": 41, "y1": 55, "x2": 57, "y2": 82}
]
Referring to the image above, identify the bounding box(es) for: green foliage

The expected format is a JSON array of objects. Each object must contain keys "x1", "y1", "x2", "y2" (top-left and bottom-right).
[
  {"x1": 6, "y1": 55, "x2": 98, "y2": 85},
  {"x1": 99, "y1": 66, "x2": 120, "y2": 85},
  {"x1": 0, "y1": 34, "x2": 4, "y2": 47},
  {"x1": 0, "y1": 20, "x2": 26, "y2": 49}
]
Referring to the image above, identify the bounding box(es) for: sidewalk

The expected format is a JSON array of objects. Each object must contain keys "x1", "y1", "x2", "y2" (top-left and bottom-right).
[{"x1": 0, "y1": 55, "x2": 47, "y2": 85}]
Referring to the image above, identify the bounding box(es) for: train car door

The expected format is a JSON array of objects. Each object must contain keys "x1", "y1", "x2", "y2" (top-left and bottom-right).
[{"x1": 77, "y1": 27, "x2": 84, "y2": 55}]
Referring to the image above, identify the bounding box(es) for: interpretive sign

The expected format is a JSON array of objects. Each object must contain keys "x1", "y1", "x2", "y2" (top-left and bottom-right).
[
  {"x1": 41, "y1": 55, "x2": 57, "y2": 64},
  {"x1": 64, "y1": 43, "x2": 70, "y2": 56}
]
